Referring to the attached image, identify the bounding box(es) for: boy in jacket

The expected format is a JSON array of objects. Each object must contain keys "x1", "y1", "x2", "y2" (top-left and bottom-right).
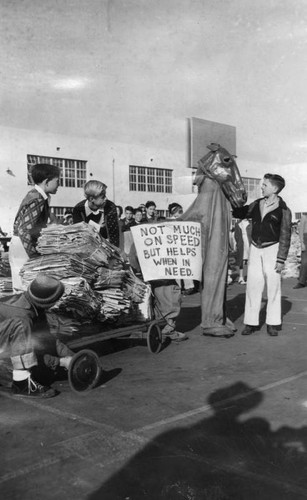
[
  {"x1": 233, "y1": 174, "x2": 292, "y2": 337},
  {"x1": 0, "y1": 273, "x2": 73, "y2": 398},
  {"x1": 9, "y1": 163, "x2": 61, "y2": 292},
  {"x1": 72, "y1": 180, "x2": 119, "y2": 247}
]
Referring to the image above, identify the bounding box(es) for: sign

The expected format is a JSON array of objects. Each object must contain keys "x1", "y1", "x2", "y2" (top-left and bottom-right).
[{"x1": 131, "y1": 221, "x2": 202, "y2": 281}]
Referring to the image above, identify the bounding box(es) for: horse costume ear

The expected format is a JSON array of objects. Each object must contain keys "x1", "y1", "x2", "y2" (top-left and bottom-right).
[{"x1": 207, "y1": 143, "x2": 220, "y2": 152}]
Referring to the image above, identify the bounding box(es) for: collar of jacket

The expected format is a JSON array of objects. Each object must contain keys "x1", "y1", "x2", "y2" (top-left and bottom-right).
[{"x1": 258, "y1": 196, "x2": 288, "y2": 211}]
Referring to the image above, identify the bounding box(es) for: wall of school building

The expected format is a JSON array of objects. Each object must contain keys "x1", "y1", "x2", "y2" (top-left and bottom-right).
[
  {"x1": 0, "y1": 121, "x2": 304, "y2": 235},
  {"x1": 0, "y1": 124, "x2": 195, "y2": 235}
]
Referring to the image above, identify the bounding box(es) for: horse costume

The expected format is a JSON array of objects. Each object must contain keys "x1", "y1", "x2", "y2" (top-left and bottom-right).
[{"x1": 180, "y1": 143, "x2": 247, "y2": 337}]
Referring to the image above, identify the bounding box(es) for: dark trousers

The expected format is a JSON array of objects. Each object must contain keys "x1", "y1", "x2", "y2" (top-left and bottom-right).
[{"x1": 299, "y1": 234, "x2": 307, "y2": 285}]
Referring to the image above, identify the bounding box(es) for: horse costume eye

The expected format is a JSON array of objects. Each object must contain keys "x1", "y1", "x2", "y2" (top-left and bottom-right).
[{"x1": 223, "y1": 157, "x2": 230, "y2": 163}]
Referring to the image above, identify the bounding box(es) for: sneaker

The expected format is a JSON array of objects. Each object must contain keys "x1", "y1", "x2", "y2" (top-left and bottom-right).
[
  {"x1": 267, "y1": 325, "x2": 278, "y2": 337},
  {"x1": 241, "y1": 325, "x2": 257, "y2": 336},
  {"x1": 11, "y1": 377, "x2": 57, "y2": 398},
  {"x1": 182, "y1": 288, "x2": 197, "y2": 296},
  {"x1": 166, "y1": 331, "x2": 188, "y2": 342},
  {"x1": 238, "y1": 278, "x2": 246, "y2": 284}
]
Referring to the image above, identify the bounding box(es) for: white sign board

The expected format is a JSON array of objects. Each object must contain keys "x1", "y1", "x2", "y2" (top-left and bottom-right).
[{"x1": 131, "y1": 221, "x2": 202, "y2": 282}]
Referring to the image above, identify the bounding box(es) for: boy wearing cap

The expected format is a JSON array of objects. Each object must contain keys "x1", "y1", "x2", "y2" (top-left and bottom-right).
[
  {"x1": 9, "y1": 163, "x2": 61, "y2": 292},
  {"x1": 233, "y1": 174, "x2": 292, "y2": 337},
  {"x1": 0, "y1": 273, "x2": 73, "y2": 398}
]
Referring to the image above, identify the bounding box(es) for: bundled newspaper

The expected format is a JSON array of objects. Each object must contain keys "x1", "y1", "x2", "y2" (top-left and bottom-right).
[{"x1": 20, "y1": 222, "x2": 152, "y2": 328}]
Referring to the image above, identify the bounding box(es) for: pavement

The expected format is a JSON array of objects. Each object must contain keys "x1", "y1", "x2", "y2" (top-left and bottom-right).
[{"x1": 1, "y1": 276, "x2": 307, "y2": 500}]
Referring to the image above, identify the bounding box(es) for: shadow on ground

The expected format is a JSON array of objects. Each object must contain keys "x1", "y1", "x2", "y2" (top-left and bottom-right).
[
  {"x1": 226, "y1": 291, "x2": 293, "y2": 329},
  {"x1": 88, "y1": 381, "x2": 307, "y2": 500}
]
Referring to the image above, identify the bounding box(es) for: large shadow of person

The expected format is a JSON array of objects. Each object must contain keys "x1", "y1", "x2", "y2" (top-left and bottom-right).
[{"x1": 88, "y1": 382, "x2": 307, "y2": 500}]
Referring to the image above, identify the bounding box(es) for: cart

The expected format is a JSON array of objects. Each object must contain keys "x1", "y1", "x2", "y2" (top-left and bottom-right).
[
  {"x1": 55, "y1": 318, "x2": 165, "y2": 393},
  {"x1": 65, "y1": 318, "x2": 165, "y2": 354}
]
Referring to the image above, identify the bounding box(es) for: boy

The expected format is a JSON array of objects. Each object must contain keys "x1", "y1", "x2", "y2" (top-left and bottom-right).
[
  {"x1": 145, "y1": 201, "x2": 157, "y2": 223},
  {"x1": 73, "y1": 180, "x2": 119, "y2": 247},
  {"x1": 233, "y1": 174, "x2": 292, "y2": 336},
  {"x1": 134, "y1": 207, "x2": 144, "y2": 225},
  {"x1": 9, "y1": 163, "x2": 61, "y2": 292},
  {"x1": 0, "y1": 273, "x2": 73, "y2": 398},
  {"x1": 119, "y1": 205, "x2": 137, "y2": 232}
]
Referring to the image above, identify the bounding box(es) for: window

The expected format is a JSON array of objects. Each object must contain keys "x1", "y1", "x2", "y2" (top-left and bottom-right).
[
  {"x1": 27, "y1": 155, "x2": 87, "y2": 188},
  {"x1": 129, "y1": 166, "x2": 173, "y2": 193},
  {"x1": 295, "y1": 212, "x2": 307, "y2": 220},
  {"x1": 242, "y1": 177, "x2": 261, "y2": 200},
  {"x1": 50, "y1": 207, "x2": 74, "y2": 220}
]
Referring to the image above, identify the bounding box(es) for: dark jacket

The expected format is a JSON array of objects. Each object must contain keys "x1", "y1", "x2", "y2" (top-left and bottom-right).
[
  {"x1": 72, "y1": 199, "x2": 120, "y2": 247},
  {"x1": 233, "y1": 197, "x2": 292, "y2": 263},
  {"x1": 119, "y1": 218, "x2": 137, "y2": 233}
]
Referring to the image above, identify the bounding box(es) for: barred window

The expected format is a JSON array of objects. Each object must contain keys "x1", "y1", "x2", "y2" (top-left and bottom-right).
[
  {"x1": 51, "y1": 207, "x2": 74, "y2": 220},
  {"x1": 27, "y1": 155, "x2": 87, "y2": 188},
  {"x1": 295, "y1": 212, "x2": 307, "y2": 220},
  {"x1": 129, "y1": 166, "x2": 137, "y2": 191},
  {"x1": 138, "y1": 167, "x2": 146, "y2": 192},
  {"x1": 242, "y1": 177, "x2": 261, "y2": 200},
  {"x1": 147, "y1": 168, "x2": 156, "y2": 192},
  {"x1": 129, "y1": 166, "x2": 173, "y2": 193}
]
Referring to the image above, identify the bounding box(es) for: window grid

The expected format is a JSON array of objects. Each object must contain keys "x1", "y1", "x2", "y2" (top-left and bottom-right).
[
  {"x1": 137, "y1": 167, "x2": 147, "y2": 192},
  {"x1": 242, "y1": 177, "x2": 261, "y2": 200},
  {"x1": 295, "y1": 212, "x2": 307, "y2": 220},
  {"x1": 164, "y1": 170, "x2": 172, "y2": 194},
  {"x1": 129, "y1": 165, "x2": 173, "y2": 193},
  {"x1": 147, "y1": 168, "x2": 156, "y2": 192},
  {"x1": 27, "y1": 155, "x2": 87, "y2": 188},
  {"x1": 51, "y1": 207, "x2": 74, "y2": 219},
  {"x1": 129, "y1": 166, "x2": 137, "y2": 191},
  {"x1": 156, "y1": 170, "x2": 164, "y2": 193}
]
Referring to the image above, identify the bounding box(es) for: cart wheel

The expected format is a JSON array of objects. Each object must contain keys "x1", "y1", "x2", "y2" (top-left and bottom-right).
[
  {"x1": 68, "y1": 349, "x2": 102, "y2": 394},
  {"x1": 147, "y1": 322, "x2": 162, "y2": 354}
]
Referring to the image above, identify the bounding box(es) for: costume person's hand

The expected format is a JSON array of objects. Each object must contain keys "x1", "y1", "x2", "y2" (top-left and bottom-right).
[{"x1": 275, "y1": 262, "x2": 284, "y2": 274}]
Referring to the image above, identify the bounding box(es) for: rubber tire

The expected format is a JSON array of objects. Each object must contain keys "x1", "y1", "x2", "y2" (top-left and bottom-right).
[
  {"x1": 68, "y1": 349, "x2": 102, "y2": 394},
  {"x1": 147, "y1": 322, "x2": 162, "y2": 354}
]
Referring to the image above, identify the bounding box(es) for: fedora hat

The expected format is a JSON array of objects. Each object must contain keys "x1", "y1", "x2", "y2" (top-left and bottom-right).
[{"x1": 27, "y1": 273, "x2": 64, "y2": 309}]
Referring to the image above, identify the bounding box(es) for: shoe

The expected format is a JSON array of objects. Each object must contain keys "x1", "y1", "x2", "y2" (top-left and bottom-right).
[
  {"x1": 293, "y1": 283, "x2": 305, "y2": 289},
  {"x1": 241, "y1": 325, "x2": 257, "y2": 336},
  {"x1": 267, "y1": 325, "x2": 278, "y2": 336},
  {"x1": 182, "y1": 288, "x2": 196, "y2": 296},
  {"x1": 11, "y1": 376, "x2": 57, "y2": 398},
  {"x1": 166, "y1": 331, "x2": 188, "y2": 342},
  {"x1": 238, "y1": 278, "x2": 246, "y2": 284},
  {"x1": 202, "y1": 326, "x2": 235, "y2": 338}
]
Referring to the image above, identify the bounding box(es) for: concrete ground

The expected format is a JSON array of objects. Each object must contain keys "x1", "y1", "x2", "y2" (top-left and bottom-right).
[{"x1": 1, "y1": 277, "x2": 307, "y2": 500}]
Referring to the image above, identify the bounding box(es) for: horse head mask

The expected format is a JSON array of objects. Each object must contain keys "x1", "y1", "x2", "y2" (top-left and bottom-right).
[{"x1": 194, "y1": 143, "x2": 247, "y2": 208}]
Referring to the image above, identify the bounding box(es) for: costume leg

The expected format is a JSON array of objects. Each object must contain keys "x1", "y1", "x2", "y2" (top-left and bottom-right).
[
  {"x1": 263, "y1": 244, "x2": 281, "y2": 326},
  {"x1": 244, "y1": 246, "x2": 265, "y2": 326}
]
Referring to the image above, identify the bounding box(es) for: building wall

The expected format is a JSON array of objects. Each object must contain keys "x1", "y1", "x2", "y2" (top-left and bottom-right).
[
  {"x1": 0, "y1": 125, "x2": 194, "y2": 234},
  {"x1": 1, "y1": 121, "x2": 304, "y2": 235}
]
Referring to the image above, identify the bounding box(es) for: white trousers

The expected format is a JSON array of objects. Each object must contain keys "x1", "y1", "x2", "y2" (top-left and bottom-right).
[{"x1": 244, "y1": 243, "x2": 281, "y2": 326}]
